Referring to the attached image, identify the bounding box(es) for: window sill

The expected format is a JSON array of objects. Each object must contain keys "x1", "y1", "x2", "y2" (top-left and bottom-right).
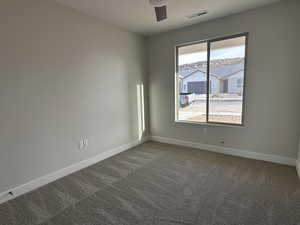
[{"x1": 175, "y1": 120, "x2": 246, "y2": 128}]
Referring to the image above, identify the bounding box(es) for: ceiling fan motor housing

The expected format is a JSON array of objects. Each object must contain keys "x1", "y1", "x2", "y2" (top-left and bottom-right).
[{"x1": 149, "y1": 0, "x2": 168, "y2": 7}]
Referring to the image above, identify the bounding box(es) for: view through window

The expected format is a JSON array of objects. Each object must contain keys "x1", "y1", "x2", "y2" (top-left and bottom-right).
[{"x1": 176, "y1": 34, "x2": 247, "y2": 125}]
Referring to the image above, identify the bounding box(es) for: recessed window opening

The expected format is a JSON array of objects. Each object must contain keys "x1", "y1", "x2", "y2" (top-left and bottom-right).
[{"x1": 175, "y1": 33, "x2": 248, "y2": 126}]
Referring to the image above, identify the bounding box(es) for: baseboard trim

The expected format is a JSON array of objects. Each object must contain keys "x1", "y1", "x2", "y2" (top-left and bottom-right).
[
  {"x1": 0, "y1": 136, "x2": 149, "y2": 205},
  {"x1": 296, "y1": 160, "x2": 300, "y2": 180},
  {"x1": 151, "y1": 136, "x2": 296, "y2": 167}
]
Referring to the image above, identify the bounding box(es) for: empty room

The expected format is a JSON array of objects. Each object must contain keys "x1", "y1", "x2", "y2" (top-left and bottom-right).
[{"x1": 1, "y1": 0, "x2": 300, "y2": 224}]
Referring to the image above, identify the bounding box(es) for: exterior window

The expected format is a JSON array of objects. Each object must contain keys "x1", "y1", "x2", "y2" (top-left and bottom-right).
[
  {"x1": 237, "y1": 78, "x2": 243, "y2": 88},
  {"x1": 183, "y1": 84, "x2": 187, "y2": 92},
  {"x1": 175, "y1": 33, "x2": 247, "y2": 125}
]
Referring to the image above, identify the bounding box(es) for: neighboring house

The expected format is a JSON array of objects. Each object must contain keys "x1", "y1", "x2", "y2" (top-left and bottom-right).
[{"x1": 179, "y1": 58, "x2": 244, "y2": 95}]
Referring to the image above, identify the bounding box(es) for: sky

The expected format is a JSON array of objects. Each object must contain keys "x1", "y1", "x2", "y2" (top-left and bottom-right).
[{"x1": 178, "y1": 45, "x2": 245, "y2": 65}]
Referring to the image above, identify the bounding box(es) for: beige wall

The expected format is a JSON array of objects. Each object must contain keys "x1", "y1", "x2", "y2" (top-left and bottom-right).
[
  {"x1": 148, "y1": 0, "x2": 300, "y2": 158},
  {"x1": 0, "y1": 1, "x2": 148, "y2": 193}
]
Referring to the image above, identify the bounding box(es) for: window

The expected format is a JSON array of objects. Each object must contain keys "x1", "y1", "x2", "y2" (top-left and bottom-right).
[
  {"x1": 175, "y1": 33, "x2": 247, "y2": 125},
  {"x1": 236, "y1": 78, "x2": 243, "y2": 88}
]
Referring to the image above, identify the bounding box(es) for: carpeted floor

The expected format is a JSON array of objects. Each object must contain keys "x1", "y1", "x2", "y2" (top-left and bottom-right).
[{"x1": 1, "y1": 141, "x2": 300, "y2": 225}]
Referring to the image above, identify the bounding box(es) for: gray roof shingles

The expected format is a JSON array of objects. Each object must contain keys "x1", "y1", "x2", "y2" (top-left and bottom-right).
[{"x1": 179, "y1": 58, "x2": 244, "y2": 79}]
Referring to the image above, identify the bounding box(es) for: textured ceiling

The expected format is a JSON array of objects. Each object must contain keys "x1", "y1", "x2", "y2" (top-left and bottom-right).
[{"x1": 56, "y1": 0, "x2": 280, "y2": 36}]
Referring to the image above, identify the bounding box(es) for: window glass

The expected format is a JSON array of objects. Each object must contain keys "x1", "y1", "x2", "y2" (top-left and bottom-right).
[
  {"x1": 176, "y1": 34, "x2": 247, "y2": 125},
  {"x1": 177, "y1": 42, "x2": 207, "y2": 122},
  {"x1": 208, "y1": 36, "x2": 246, "y2": 124}
]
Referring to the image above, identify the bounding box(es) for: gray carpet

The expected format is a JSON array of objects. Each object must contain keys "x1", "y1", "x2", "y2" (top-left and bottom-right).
[{"x1": 1, "y1": 141, "x2": 300, "y2": 225}]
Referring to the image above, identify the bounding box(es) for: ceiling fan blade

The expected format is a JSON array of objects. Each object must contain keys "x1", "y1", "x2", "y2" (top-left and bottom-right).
[{"x1": 155, "y1": 5, "x2": 167, "y2": 22}]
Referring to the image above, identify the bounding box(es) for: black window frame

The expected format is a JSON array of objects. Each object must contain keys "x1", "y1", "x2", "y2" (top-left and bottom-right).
[{"x1": 175, "y1": 32, "x2": 249, "y2": 127}]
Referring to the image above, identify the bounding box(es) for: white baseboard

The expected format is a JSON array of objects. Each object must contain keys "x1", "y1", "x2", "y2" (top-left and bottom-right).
[
  {"x1": 0, "y1": 136, "x2": 149, "y2": 205},
  {"x1": 296, "y1": 160, "x2": 300, "y2": 180},
  {"x1": 151, "y1": 136, "x2": 296, "y2": 167}
]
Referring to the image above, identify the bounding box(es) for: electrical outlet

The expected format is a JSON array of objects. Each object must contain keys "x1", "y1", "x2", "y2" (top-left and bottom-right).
[{"x1": 79, "y1": 140, "x2": 84, "y2": 150}]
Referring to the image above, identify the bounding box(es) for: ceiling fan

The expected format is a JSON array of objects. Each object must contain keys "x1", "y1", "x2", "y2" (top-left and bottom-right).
[{"x1": 149, "y1": 0, "x2": 168, "y2": 22}]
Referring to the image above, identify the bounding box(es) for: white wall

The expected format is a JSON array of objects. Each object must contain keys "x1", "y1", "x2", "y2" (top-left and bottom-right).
[
  {"x1": 228, "y1": 72, "x2": 243, "y2": 94},
  {"x1": 148, "y1": 0, "x2": 300, "y2": 158},
  {"x1": 0, "y1": 0, "x2": 148, "y2": 193}
]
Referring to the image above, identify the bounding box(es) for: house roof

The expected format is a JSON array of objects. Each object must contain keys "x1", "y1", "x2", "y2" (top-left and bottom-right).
[{"x1": 179, "y1": 58, "x2": 244, "y2": 80}]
